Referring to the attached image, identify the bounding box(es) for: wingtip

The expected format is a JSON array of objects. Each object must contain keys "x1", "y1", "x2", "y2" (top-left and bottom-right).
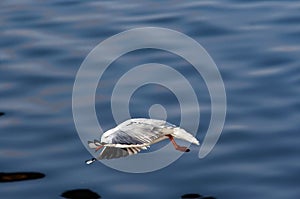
[
  {"x1": 88, "y1": 140, "x2": 100, "y2": 149},
  {"x1": 85, "y1": 158, "x2": 96, "y2": 165},
  {"x1": 93, "y1": 139, "x2": 102, "y2": 146}
]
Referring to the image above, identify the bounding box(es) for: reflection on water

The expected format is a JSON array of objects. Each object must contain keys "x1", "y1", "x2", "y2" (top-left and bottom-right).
[
  {"x1": 181, "y1": 193, "x2": 216, "y2": 199},
  {"x1": 61, "y1": 189, "x2": 101, "y2": 199},
  {"x1": 0, "y1": 112, "x2": 4, "y2": 117},
  {"x1": 0, "y1": 172, "x2": 45, "y2": 183}
]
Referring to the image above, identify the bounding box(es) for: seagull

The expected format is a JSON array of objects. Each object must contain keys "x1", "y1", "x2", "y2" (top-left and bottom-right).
[{"x1": 85, "y1": 118, "x2": 200, "y2": 164}]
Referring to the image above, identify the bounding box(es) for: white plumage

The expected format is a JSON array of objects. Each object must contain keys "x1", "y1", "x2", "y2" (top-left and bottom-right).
[{"x1": 86, "y1": 118, "x2": 199, "y2": 164}]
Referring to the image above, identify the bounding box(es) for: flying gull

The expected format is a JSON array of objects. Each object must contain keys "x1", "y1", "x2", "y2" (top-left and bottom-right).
[{"x1": 86, "y1": 118, "x2": 199, "y2": 164}]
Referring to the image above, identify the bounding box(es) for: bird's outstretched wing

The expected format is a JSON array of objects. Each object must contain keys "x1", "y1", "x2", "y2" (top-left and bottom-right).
[
  {"x1": 109, "y1": 118, "x2": 173, "y2": 146},
  {"x1": 97, "y1": 147, "x2": 129, "y2": 159},
  {"x1": 87, "y1": 119, "x2": 179, "y2": 160},
  {"x1": 97, "y1": 146, "x2": 146, "y2": 159},
  {"x1": 87, "y1": 139, "x2": 147, "y2": 159}
]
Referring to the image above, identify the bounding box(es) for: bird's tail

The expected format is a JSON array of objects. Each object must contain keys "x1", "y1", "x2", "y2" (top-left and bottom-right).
[{"x1": 172, "y1": 128, "x2": 200, "y2": 145}]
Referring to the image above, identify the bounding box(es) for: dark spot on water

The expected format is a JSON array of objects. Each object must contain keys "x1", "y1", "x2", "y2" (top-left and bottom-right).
[
  {"x1": 181, "y1": 193, "x2": 216, "y2": 199},
  {"x1": 0, "y1": 112, "x2": 4, "y2": 116},
  {"x1": 181, "y1": 193, "x2": 202, "y2": 199},
  {"x1": 0, "y1": 172, "x2": 45, "y2": 183},
  {"x1": 61, "y1": 189, "x2": 101, "y2": 199}
]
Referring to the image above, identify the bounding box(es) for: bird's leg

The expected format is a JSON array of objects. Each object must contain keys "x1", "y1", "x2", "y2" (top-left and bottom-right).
[
  {"x1": 166, "y1": 135, "x2": 190, "y2": 152},
  {"x1": 95, "y1": 145, "x2": 103, "y2": 152}
]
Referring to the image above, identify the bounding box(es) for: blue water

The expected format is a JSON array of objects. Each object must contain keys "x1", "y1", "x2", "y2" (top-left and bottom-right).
[{"x1": 1, "y1": 0, "x2": 300, "y2": 198}]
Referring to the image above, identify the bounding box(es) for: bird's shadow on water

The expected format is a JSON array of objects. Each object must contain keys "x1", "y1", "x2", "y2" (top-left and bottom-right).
[
  {"x1": 61, "y1": 189, "x2": 101, "y2": 199},
  {"x1": 0, "y1": 114, "x2": 46, "y2": 184},
  {"x1": 0, "y1": 172, "x2": 45, "y2": 182},
  {"x1": 181, "y1": 193, "x2": 216, "y2": 199},
  {"x1": 0, "y1": 171, "x2": 215, "y2": 199},
  {"x1": 59, "y1": 190, "x2": 216, "y2": 199}
]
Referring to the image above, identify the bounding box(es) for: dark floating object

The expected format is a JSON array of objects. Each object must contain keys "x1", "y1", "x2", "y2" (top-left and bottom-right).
[
  {"x1": 0, "y1": 112, "x2": 5, "y2": 116},
  {"x1": 181, "y1": 193, "x2": 216, "y2": 199},
  {"x1": 181, "y1": 193, "x2": 202, "y2": 199},
  {"x1": 61, "y1": 189, "x2": 101, "y2": 199},
  {"x1": 0, "y1": 172, "x2": 45, "y2": 183}
]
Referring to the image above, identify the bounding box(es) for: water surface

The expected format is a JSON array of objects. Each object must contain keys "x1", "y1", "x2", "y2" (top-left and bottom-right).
[{"x1": 1, "y1": 0, "x2": 300, "y2": 198}]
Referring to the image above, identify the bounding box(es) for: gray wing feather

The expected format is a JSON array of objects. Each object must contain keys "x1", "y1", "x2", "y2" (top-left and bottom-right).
[
  {"x1": 111, "y1": 130, "x2": 145, "y2": 145},
  {"x1": 97, "y1": 147, "x2": 129, "y2": 160},
  {"x1": 111, "y1": 119, "x2": 172, "y2": 145},
  {"x1": 97, "y1": 146, "x2": 144, "y2": 159}
]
